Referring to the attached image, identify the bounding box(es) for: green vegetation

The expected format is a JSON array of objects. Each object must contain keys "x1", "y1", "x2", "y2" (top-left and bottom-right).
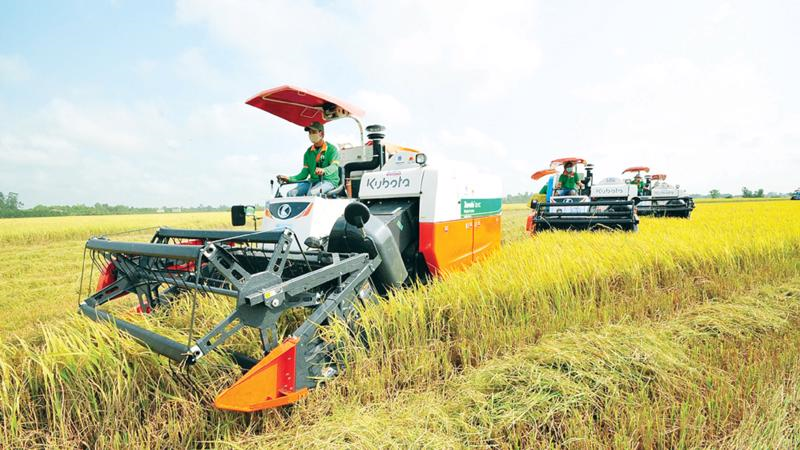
[{"x1": 0, "y1": 191, "x2": 228, "y2": 218}]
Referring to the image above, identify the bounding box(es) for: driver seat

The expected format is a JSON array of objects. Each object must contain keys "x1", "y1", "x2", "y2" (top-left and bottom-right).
[{"x1": 323, "y1": 165, "x2": 347, "y2": 198}]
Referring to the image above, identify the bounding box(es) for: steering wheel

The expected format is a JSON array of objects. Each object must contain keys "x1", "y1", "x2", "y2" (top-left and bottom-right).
[{"x1": 274, "y1": 176, "x2": 292, "y2": 198}]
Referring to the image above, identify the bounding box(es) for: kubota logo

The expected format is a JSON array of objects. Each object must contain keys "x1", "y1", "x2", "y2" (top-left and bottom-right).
[
  {"x1": 366, "y1": 174, "x2": 411, "y2": 190},
  {"x1": 276, "y1": 204, "x2": 292, "y2": 219},
  {"x1": 594, "y1": 186, "x2": 626, "y2": 195}
]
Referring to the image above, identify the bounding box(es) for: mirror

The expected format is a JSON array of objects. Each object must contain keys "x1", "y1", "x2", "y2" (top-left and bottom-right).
[
  {"x1": 231, "y1": 205, "x2": 247, "y2": 226},
  {"x1": 322, "y1": 102, "x2": 350, "y2": 120}
]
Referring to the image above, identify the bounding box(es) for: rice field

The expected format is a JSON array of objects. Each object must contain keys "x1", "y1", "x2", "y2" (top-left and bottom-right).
[{"x1": 1, "y1": 200, "x2": 799, "y2": 448}]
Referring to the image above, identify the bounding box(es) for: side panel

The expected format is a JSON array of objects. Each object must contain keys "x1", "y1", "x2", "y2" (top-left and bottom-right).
[
  {"x1": 419, "y1": 219, "x2": 474, "y2": 275},
  {"x1": 419, "y1": 168, "x2": 503, "y2": 222},
  {"x1": 260, "y1": 197, "x2": 352, "y2": 250},
  {"x1": 473, "y1": 215, "x2": 501, "y2": 260}
]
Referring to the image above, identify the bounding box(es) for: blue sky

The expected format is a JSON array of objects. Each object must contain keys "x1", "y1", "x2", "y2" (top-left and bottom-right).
[{"x1": 1, "y1": 0, "x2": 798, "y2": 207}]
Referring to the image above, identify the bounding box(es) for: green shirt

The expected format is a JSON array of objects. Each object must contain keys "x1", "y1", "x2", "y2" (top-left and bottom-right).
[
  {"x1": 539, "y1": 184, "x2": 549, "y2": 194},
  {"x1": 630, "y1": 180, "x2": 645, "y2": 194},
  {"x1": 287, "y1": 141, "x2": 340, "y2": 185},
  {"x1": 558, "y1": 173, "x2": 579, "y2": 190}
]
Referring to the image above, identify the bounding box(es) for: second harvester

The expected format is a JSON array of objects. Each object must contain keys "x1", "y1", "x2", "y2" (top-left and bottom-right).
[
  {"x1": 526, "y1": 157, "x2": 639, "y2": 233},
  {"x1": 622, "y1": 166, "x2": 695, "y2": 218}
]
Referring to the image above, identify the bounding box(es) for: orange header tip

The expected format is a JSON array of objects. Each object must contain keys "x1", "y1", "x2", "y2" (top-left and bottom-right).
[
  {"x1": 531, "y1": 169, "x2": 557, "y2": 180},
  {"x1": 214, "y1": 337, "x2": 308, "y2": 413}
]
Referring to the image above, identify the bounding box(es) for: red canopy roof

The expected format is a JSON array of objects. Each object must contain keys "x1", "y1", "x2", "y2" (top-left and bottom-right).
[
  {"x1": 550, "y1": 157, "x2": 587, "y2": 167},
  {"x1": 622, "y1": 166, "x2": 650, "y2": 174},
  {"x1": 246, "y1": 85, "x2": 365, "y2": 128},
  {"x1": 531, "y1": 157, "x2": 586, "y2": 180}
]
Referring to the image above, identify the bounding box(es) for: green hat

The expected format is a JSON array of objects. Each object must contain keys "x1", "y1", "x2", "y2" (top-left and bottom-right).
[{"x1": 304, "y1": 121, "x2": 324, "y2": 132}]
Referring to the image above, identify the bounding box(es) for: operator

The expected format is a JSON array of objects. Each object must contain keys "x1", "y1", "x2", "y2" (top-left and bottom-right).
[
  {"x1": 631, "y1": 174, "x2": 646, "y2": 195},
  {"x1": 277, "y1": 121, "x2": 341, "y2": 197},
  {"x1": 554, "y1": 161, "x2": 583, "y2": 196}
]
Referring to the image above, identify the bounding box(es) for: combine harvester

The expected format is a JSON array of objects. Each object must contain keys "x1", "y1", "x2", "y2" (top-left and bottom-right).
[
  {"x1": 526, "y1": 157, "x2": 639, "y2": 233},
  {"x1": 622, "y1": 166, "x2": 695, "y2": 218},
  {"x1": 78, "y1": 86, "x2": 502, "y2": 412}
]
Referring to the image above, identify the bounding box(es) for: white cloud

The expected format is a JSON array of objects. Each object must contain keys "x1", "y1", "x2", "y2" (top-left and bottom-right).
[
  {"x1": 172, "y1": 0, "x2": 543, "y2": 196},
  {"x1": 174, "y1": 48, "x2": 225, "y2": 88},
  {"x1": 175, "y1": 0, "x2": 540, "y2": 99},
  {"x1": 0, "y1": 54, "x2": 31, "y2": 82},
  {"x1": 42, "y1": 98, "x2": 173, "y2": 154},
  {"x1": 0, "y1": 134, "x2": 77, "y2": 166},
  {"x1": 134, "y1": 59, "x2": 158, "y2": 77},
  {"x1": 434, "y1": 127, "x2": 509, "y2": 159},
  {"x1": 354, "y1": 0, "x2": 541, "y2": 99},
  {"x1": 573, "y1": 57, "x2": 795, "y2": 193},
  {"x1": 4, "y1": 0, "x2": 798, "y2": 207},
  {"x1": 351, "y1": 90, "x2": 411, "y2": 127},
  {"x1": 175, "y1": 0, "x2": 340, "y2": 84},
  {"x1": 0, "y1": 98, "x2": 291, "y2": 207}
]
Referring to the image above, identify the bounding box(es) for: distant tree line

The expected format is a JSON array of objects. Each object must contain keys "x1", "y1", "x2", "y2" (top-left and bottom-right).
[
  {"x1": 708, "y1": 187, "x2": 774, "y2": 198},
  {"x1": 0, "y1": 192, "x2": 23, "y2": 211},
  {"x1": 504, "y1": 187, "x2": 787, "y2": 203},
  {"x1": 0, "y1": 192, "x2": 229, "y2": 218},
  {"x1": 740, "y1": 187, "x2": 765, "y2": 198},
  {"x1": 707, "y1": 189, "x2": 735, "y2": 199},
  {"x1": 503, "y1": 192, "x2": 534, "y2": 204}
]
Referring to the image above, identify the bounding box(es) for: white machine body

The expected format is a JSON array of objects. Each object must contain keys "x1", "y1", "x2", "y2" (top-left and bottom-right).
[
  {"x1": 261, "y1": 196, "x2": 353, "y2": 250},
  {"x1": 260, "y1": 144, "x2": 502, "y2": 264},
  {"x1": 649, "y1": 181, "x2": 686, "y2": 198}
]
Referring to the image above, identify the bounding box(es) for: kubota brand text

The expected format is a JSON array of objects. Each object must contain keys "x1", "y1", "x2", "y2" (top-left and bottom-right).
[{"x1": 366, "y1": 175, "x2": 411, "y2": 190}]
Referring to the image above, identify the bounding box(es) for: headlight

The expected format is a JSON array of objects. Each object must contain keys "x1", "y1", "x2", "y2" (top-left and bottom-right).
[{"x1": 415, "y1": 153, "x2": 427, "y2": 165}]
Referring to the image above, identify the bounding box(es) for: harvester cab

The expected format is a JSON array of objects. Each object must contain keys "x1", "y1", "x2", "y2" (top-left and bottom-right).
[
  {"x1": 77, "y1": 85, "x2": 502, "y2": 413},
  {"x1": 790, "y1": 187, "x2": 800, "y2": 200},
  {"x1": 625, "y1": 168, "x2": 695, "y2": 218},
  {"x1": 525, "y1": 157, "x2": 639, "y2": 233},
  {"x1": 621, "y1": 166, "x2": 649, "y2": 196},
  {"x1": 236, "y1": 86, "x2": 371, "y2": 252}
]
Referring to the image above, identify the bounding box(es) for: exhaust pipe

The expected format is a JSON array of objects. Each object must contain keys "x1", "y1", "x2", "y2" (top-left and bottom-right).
[{"x1": 366, "y1": 124, "x2": 386, "y2": 169}]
